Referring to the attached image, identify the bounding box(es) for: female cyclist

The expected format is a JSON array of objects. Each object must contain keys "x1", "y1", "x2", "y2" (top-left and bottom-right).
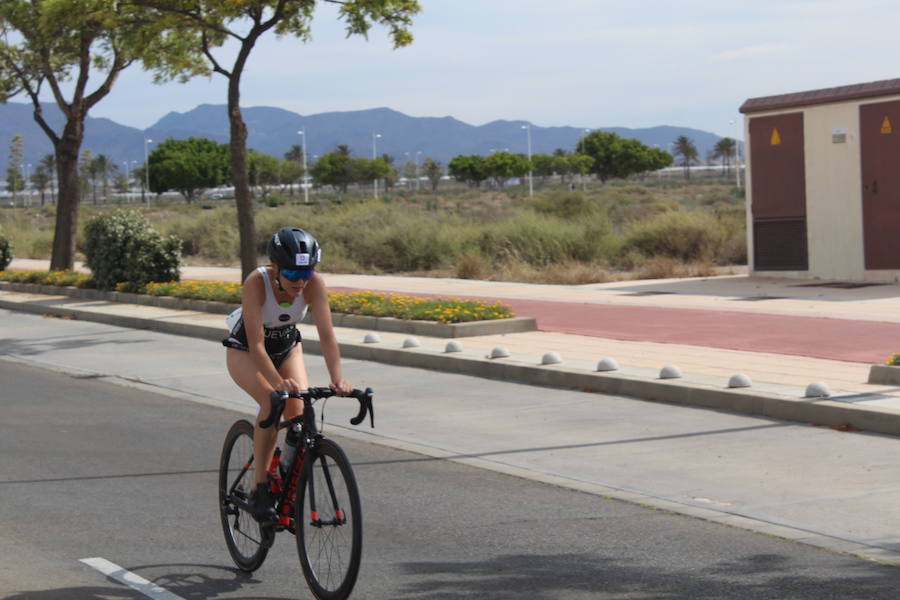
[{"x1": 222, "y1": 227, "x2": 352, "y2": 521}]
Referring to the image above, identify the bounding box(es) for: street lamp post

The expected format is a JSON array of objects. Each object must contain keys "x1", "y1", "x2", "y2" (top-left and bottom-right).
[
  {"x1": 143, "y1": 138, "x2": 152, "y2": 204},
  {"x1": 372, "y1": 133, "x2": 382, "y2": 199},
  {"x1": 521, "y1": 124, "x2": 533, "y2": 197},
  {"x1": 297, "y1": 130, "x2": 309, "y2": 204}
]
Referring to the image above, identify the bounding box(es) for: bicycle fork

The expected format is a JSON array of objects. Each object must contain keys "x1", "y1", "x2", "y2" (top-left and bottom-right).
[{"x1": 308, "y1": 456, "x2": 347, "y2": 528}]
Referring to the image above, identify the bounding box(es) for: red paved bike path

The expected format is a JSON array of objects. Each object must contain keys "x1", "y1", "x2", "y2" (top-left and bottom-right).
[{"x1": 334, "y1": 287, "x2": 897, "y2": 364}]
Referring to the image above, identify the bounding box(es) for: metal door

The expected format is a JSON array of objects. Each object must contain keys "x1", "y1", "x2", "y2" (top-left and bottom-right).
[
  {"x1": 749, "y1": 112, "x2": 808, "y2": 270},
  {"x1": 860, "y1": 100, "x2": 900, "y2": 269}
]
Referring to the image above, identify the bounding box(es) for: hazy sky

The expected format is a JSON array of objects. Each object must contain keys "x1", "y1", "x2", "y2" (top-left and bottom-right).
[{"x1": 69, "y1": 0, "x2": 900, "y2": 139}]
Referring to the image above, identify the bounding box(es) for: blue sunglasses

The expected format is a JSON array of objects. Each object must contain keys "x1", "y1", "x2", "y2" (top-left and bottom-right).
[{"x1": 281, "y1": 268, "x2": 314, "y2": 282}]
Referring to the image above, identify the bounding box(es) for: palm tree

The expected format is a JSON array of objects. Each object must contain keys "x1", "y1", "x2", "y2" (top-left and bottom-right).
[
  {"x1": 713, "y1": 137, "x2": 737, "y2": 178},
  {"x1": 38, "y1": 154, "x2": 56, "y2": 204},
  {"x1": 672, "y1": 136, "x2": 699, "y2": 180},
  {"x1": 91, "y1": 154, "x2": 118, "y2": 203}
]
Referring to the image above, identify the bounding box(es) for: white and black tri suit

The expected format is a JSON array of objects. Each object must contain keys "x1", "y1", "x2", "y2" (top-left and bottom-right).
[{"x1": 222, "y1": 266, "x2": 309, "y2": 368}]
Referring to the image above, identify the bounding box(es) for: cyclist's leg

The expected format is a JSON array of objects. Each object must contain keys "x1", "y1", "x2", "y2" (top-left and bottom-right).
[
  {"x1": 276, "y1": 344, "x2": 310, "y2": 420},
  {"x1": 226, "y1": 347, "x2": 278, "y2": 488}
]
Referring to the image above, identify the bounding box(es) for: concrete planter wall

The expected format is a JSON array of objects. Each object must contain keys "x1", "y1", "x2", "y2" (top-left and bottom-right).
[{"x1": 868, "y1": 364, "x2": 900, "y2": 385}]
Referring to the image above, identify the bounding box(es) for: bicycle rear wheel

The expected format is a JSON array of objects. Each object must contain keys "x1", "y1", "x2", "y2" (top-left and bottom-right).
[
  {"x1": 295, "y1": 438, "x2": 363, "y2": 600},
  {"x1": 219, "y1": 419, "x2": 274, "y2": 572}
]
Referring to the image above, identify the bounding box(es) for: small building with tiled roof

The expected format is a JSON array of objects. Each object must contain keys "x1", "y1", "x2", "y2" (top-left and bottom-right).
[{"x1": 740, "y1": 77, "x2": 900, "y2": 282}]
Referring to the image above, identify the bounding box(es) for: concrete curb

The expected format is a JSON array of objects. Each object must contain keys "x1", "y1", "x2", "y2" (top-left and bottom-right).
[
  {"x1": 0, "y1": 281, "x2": 536, "y2": 338},
  {"x1": 3, "y1": 289, "x2": 900, "y2": 438},
  {"x1": 868, "y1": 364, "x2": 900, "y2": 385}
]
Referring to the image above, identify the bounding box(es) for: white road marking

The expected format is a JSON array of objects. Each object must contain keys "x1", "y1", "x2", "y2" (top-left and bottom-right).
[{"x1": 79, "y1": 557, "x2": 186, "y2": 600}]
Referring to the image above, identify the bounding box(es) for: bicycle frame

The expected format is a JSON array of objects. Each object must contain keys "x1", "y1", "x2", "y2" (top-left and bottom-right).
[
  {"x1": 273, "y1": 395, "x2": 320, "y2": 532},
  {"x1": 264, "y1": 387, "x2": 373, "y2": 533}
]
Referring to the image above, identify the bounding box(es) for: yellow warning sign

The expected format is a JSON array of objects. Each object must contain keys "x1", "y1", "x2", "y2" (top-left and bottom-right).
[
  {"x1": 770, "y1": 128, "x2": 782, "y2": 145},
  {"x1": 881, "y1": 116, "x2": 893, "y2": 134}
]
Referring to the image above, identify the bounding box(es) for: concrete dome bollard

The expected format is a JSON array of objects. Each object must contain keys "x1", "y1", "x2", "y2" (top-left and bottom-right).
[
  {"x1": 488, "y1": 346, "x2": 510, "y2": 359},
  {"x1": 659, "y1": 365, "x2": 683, "y2": 379},
  {"x1": 728, "y1": 373, "x2": 752, "y2": 388},
  {"x1": 402, "y1": 337, "x2": 420, "y2": 348},
  {"x1": 805, "y1": 382, "x2": 831, "y2": 398},
  {"x1": 596, "y1": 358, "x2": 619, "y2": 372},
  {"x1": 363, "y1": 332, "x2": 382, "y2": 344},
  {"x1": 444, "y1": 340, "x2": 464, "y2": 353},
  {"x1": 541, "y1": 351, "x2": 562, "y2": 365}
]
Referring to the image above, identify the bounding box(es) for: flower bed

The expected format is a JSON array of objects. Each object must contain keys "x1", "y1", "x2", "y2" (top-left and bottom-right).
[{"x1": 0, "y1": 269, "x2": 515, "y2": 324}]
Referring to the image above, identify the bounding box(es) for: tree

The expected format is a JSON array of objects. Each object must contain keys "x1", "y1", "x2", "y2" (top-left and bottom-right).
[
  {"x1": 30, "y1": 162, "x2": 50, "y2": 205},
  {"x1": 379, "y1": 152, "x2": 397, "y2": 191},
  {"x1": 0, "y1": 1, "x2": 206, "y2": 270},
  {"x1": 141, "y1": 0, "x2": 421, "y2": 280},
  {"x1": 673, "y1": 135, "x2": 699, "y2": 180},
  {"x1": 148, "y1": 137, "x2": 231, "y2": 203},
  {"x1": 283, "y1": 144, "x2": 307, "y2": 196},
  {"x1": 421, "y1": 157, "x2": 442, "y2": 191},
  {"x1": 78, "y1": 150, "x2": 95, "y2": 202},
  {"x1": 38, "y1": 153, "x2": 56, "y2": 204},
  {"x1": 368, "y1": 157, "x2": 392, "y2": 191},
  {"x1": 91, "y1": 154, "x2": 117, "y2": 203},
  {"x1": 248, "y1": 149, "x2": 283, "y2": 200},
  {"x1": 448, "y1": 154, "x2": 488, "y2": 187},
  {"x1": 483, "y1": 152, "x2": 530, "y2": 188},
  {"x1": 568, "y1": 154, "x2": 595, "y2": 188},
  {"x1": 401, "y1": 159, "x2": 417, "y2": 182},
  {"x1": 579, "y1": 131, "x2": 672, "y2": 183},
  {"x1": 280, "y1": 159, "x2": 306, "y2": 196},
  {"x1": 530, "y1": 153, "x2": 555, "y2": 183},
  {"x1": 311, "y1": 146, "x2": 353, "y2": 193},
  {"x1": 713, "y1": 137, "x2": 737, "y2": 177},
  {"x1": 6, "y1": 134, "x2": 24, "y2": 203}
]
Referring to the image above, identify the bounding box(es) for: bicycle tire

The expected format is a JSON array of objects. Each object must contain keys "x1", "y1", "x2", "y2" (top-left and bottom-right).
[
  {"x1": 295, "y1": 438, "x2": 363, "y2": 600},
  {"x1": 219, "y1": 419, "x2": 274, "y2": 572}
]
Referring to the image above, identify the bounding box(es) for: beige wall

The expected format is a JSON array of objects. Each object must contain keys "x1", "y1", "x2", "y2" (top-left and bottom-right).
[{"x1": 747, "y1": 93, "x2": 900, "y2": 282}]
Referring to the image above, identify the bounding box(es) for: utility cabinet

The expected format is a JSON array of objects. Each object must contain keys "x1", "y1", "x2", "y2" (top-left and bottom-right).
[{"x1": 740, "y1": 78, "x2": 900, "y2": 281}]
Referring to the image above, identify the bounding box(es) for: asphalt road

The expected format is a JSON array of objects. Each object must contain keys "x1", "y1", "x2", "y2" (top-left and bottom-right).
[{"x1": 4, "y1": 332, "x2": 900, "y2": 597}]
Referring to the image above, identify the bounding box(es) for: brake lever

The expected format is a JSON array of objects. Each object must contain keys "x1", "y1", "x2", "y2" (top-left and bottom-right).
[
  {"x1": 349, "y1": 388, "x2": 375, "y2": 428},
  {"x1": 258, "y1": 390, "x2": 288, "y2": 429}
]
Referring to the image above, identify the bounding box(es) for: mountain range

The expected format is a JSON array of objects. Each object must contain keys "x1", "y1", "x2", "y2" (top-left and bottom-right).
[{"x1": 0, "y1": 101, "x2": 727, "y2": 173}]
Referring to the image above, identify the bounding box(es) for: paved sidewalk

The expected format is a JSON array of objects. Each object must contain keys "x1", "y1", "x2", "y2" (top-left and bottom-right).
[{"x1": 6, "y1": 258, "x2": 900, "y2": 436}]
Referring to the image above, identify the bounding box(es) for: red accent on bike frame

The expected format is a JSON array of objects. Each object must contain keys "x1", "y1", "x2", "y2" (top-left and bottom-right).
[
  {"x1": 335, "y1": 509, "x2": 344, "y2": 520},
  {"x1": 310, "y1": 510, "x2": 318, "y2": 521}
]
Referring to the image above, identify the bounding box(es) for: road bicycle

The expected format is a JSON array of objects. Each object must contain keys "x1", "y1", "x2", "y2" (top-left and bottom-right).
[{"x1": 219, "y1": 386, "x2": 374, "y2": 600}]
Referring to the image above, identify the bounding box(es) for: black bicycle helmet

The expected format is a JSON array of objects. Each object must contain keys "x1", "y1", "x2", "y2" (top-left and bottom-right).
[{"x1": 267, "y1": 227, "x2": 321, "y2": 270}]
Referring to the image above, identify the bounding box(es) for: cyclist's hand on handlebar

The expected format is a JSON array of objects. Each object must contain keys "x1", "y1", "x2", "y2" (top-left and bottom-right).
[
  {"x1": 277, "y1": 377, "x2": 303, "y2": 395},
  {"x1": 330, "y1": 378, "x2": 353, "y2": 396}
]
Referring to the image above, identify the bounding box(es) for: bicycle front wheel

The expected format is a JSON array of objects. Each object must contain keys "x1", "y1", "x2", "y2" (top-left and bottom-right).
[
  {"x1": 219, "y1": 419, "x2": 273, "y2": 572},
  {"x1": 295, "y1": 438, "x2": 363, "y2": 600}
]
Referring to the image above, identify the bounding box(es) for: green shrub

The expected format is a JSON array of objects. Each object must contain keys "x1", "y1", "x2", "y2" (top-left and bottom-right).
[
  {"x1": 620, "y1": 211, "x2": 729, "y2": 263},
  {"x1": 82, "y1": 210, "x2": 182, "y2": 290},
  {"x1": 528, "y1": 191, "x2": 598, "y2": 219},
  {"x1": 0, "y1": 231, "x2": 11, "y2": 270},
  {"x1": 163, "y1": 207, "x2": 240, "y2": 263},
  {"x1": 474, "y1": 211, "x2": 612, "y2": 266}
]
